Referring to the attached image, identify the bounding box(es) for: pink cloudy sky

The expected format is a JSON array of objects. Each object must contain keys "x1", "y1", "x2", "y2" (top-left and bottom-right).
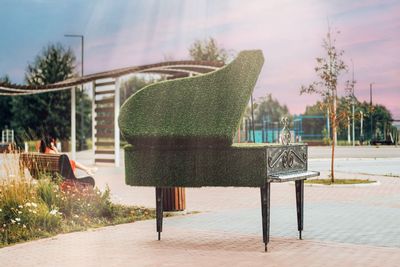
[{"x1": 0, "y1": 0, "x2": 399, "y2": 118}]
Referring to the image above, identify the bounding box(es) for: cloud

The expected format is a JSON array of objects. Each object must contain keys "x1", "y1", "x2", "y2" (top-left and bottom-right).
[{"x1": 1, "y1": 0, "x2": 399, "y2": 118}]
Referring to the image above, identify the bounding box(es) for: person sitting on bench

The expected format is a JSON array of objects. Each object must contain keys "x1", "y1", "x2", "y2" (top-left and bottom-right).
[{"x1": 39, "y1": 135, "x2": 97, "y2": 176}]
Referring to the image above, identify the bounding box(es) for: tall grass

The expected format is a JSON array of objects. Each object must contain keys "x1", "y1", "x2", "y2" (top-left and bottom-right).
[
  {"x1": 0, "y1": 152, "x2": 61, "y2": 244},
  {"x1": 0, "y1": 152, "x2": 155, "y2": 247}
]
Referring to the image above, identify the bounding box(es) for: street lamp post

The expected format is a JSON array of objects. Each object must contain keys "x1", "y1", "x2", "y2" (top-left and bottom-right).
[
  {"x1": 250, "y1": 94, "x2": 256, "y2": 142},
  {"x1": 351, "y1": 59, "x2": 355, "y2": 146},
  {"x1": 360, "y1": 111, "x2": 364, "y2": 144},
  {"x1": 65, "y1": 34, "x2": 85, "y2": 153},
  {"x1": 369, "y1": 82, "x2": 374, "y2": 143}
]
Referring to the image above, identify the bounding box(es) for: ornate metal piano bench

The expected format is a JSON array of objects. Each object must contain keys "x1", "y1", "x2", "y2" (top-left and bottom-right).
[{"x1": 118, "y1": 50, "x2": 319, "y2": 252}]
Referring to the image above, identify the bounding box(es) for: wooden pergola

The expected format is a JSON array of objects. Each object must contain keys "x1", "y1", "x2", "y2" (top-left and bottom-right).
[{"x1": 0, "y1": 60, "x2": 224, "y2": 166}]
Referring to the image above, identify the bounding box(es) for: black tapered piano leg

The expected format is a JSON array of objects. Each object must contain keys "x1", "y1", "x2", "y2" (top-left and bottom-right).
[
  {"x1": 260, "y1": 182, "x2": 271, "y2": 252},
  {"x1": 295, "y1": 179, "x2": 304, "y2": 240},
  {"x1": 155, "y1": 187, "x2": 163, "y2": 240}
]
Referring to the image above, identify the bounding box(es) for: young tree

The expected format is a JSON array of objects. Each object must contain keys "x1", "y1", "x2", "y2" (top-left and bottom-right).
[
  {"x1": 300, "y1": 28, "x2": 347, "y2": 182},
  {"x1": 189, "y1": 37, "x2": 230, "y2": 63},
  {"x1": 11, "y1": 43, "x2": 77, "y2": 141}
]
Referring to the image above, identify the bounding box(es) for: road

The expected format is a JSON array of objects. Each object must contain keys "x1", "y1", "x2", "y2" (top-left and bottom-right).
[
  {"x1": 308, "y1": 145, "x2": 400, "y2": 159},
  {"x1": 308, "y1": 146, "x2": 400, "y2": 177}
]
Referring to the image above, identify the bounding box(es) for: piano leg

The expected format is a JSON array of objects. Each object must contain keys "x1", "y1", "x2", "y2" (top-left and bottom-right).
[
  {"x1": 260, "y1": 182, "x2": 271, "y2": 252},
  {"x1": 295, "y1": 179, "x2": 304, "y2": 240},
  {"x1": 156, "y1": 187, "x2": 163, "y2": 240}
]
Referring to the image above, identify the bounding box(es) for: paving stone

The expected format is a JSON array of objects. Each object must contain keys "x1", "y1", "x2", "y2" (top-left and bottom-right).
[{"x1": 1, "y1": 149, "x2": 400, "y2": 266}]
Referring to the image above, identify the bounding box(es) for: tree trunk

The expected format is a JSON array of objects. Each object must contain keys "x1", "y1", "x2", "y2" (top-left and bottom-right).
[
  {"x1": 333, "y1": 95, "x2": 337, "y2": 145},
  {"x1": 331, "y1": 132, "x2": 335, "y2": 183},
  {"x1": 330, "y1": 91, "x2": 337, "y2": 183},
  {"x1": 331, "y1": 110, "x2": 336, "y2": 183}
]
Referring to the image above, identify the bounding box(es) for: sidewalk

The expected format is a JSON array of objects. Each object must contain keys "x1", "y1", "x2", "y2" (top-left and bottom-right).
[
  {"x1": 1, "y1": 149, "x2": 400, "y2": 266},
  {"x1": 1, "y1": 217, "x2": 399, "y2": 267}
]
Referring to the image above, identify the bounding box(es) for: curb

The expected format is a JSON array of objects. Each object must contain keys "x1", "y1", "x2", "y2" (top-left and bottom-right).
[{"x1": 288, "y1": 180, "x2": 381, "y2": 188}]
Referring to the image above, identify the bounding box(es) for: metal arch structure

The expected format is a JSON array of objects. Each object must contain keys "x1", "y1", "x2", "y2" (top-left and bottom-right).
[
  {"x1": 0, "y1": 60, "x2": 224, "y2": 165},
  {"x1": 0, "y1": 60, "x2": 223, "y2": 94}
]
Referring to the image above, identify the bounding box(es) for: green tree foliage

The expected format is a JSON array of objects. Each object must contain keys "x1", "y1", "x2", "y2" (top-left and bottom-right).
[
  {"x1": 120, "y1": 76, "x2": 160, "y2": 104},
  {"x1": 76, "y1": 91, "x2": 92, "y2": 145},
  {"x1": 303, "y1": 97, "x2": 352, "y2": 141},
  {"x1": 300, "y1": 28, "x2": 347, "y2": 182},
  {"x1": 11, "y1": 43, "x2": 77, "y2": 141},
  {"x1": 371, "y1": 104, "x2": 394, "y2": 141},
  {"x1": 305, "y1": 98, "x2": 394, "y2": 143},
  {"x1": 254, "y1": 94, "x2": 290, "y2": 122},
  {"x1": 189, "y1": 37, "x2": 230, "y2": 63},
  {"x1": 302, "y1": 101, "x2": 328, "y2": 140},
  {"x1": 357, "y1": 101, "x2": 393, "y2": 141},
  {"x1": 0, "y1": 75, "x2": 13, "y2": 130}
]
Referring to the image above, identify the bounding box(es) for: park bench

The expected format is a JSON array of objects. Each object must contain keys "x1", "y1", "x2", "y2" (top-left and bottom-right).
[
  {"x1": 0, "y1": 143, "x2": 10, "y2": 153},
  {"x1": 118, "y1": 50, "x2": 319, "y2": 251},
  {"x1": 19, "y1": 152, "x2": 95, "y2": 187}
]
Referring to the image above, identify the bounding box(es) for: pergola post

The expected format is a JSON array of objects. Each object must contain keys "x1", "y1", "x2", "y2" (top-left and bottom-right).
[
  {"x1": 91, "y1": 81, "x2": 96, "y2": 165},
  {"x1": 114, "y1": 78, "x2": 121, "y2": 167},
  {"x1": 71, "y1": 87, "x2": 76, "y2": 160}
]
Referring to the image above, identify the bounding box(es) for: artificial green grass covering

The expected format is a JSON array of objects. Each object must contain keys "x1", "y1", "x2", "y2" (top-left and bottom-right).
[
  {"x1": 124, "y1": 143, "x2": 268, "y2": 187},
  {"x1": 118, "y1": 50, "x2": 264, "y2": 146},
  {"x1": 123, "y1": 143, "x2": 306, "y2": 187}
]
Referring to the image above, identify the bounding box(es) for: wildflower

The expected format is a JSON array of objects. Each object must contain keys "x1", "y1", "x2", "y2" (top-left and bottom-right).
[
  {"x1": 32, "y1": 203, "x2": 38, "y2": 208},
  {"x1": 23, "y1": 224, "x2": 27, "y2": 228},
  {"x1": 87, "y1": 204, "x2": 91, "y2": 207},
  {"x1": 73, "y1": 214, "x2": 79, "y2": 218},
  {"x1": 49, "y1": 209, "x2": 58, "y2": 216},
  {"x1": 0, "y1": 208, "x2": 2, "y2": 212},
  {"x1": 15, "y1": 218, "x2": 21, "y2": 222},
  {"x1": 32, "y1": 210, "x2": 37, "y2": 214},
  {"x1": 3, "y1": 224, "x2": 6, "y2": 227},
  {"x1": 25, "y1": 202, "x2": 31, "y2": 207},
  {"x1": 18, "y1": 211, "x2": 22, "y2": 214},
  {"x1": 11, "y1": 219, "x2": 15, "y2": 224}
]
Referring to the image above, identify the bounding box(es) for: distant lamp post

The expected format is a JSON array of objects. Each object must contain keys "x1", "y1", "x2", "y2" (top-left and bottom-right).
[
  {"x1": 360, "y1": 111, "x2": 364, "y2": 145},
  {"x1": 65, "y1": 34, "x2": 85, "y2": 151},
  {"x1": 351, "y1": 59, "x2": 355, "y2": 147},
  {"x1": 369, "y1": 82, "x2": 375, "y2": 143},
  {"x1": 250, "y1": 94, "x2": 256, "y2": 143}
]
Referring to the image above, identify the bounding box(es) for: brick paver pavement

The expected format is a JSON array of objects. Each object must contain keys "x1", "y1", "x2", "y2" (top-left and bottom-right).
[
  {"x1": 1, "y1": 148, "x2": 400, "y2": 266},
  {"x1": 1, "y1": 217, "x2": 400, "y2": 267}
]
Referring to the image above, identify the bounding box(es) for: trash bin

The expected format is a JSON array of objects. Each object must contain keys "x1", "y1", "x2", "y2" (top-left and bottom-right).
[{"x1": 162, "y1": 187, "x2": 186, "y2": 211}]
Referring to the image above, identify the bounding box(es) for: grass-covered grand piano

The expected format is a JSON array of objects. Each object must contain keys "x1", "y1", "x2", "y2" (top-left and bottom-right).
[{"x1": 118, "y1": 50, "x2": 319, "y2": 251}]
